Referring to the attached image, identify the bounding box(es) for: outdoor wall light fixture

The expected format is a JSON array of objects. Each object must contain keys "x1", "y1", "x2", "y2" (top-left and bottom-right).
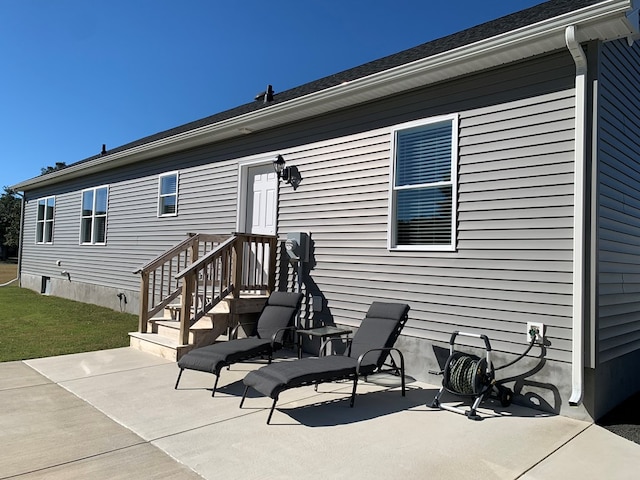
[
  {"x1": 273, "y1": 154, "x2": 301, "y2": 190},
  {"x1": 273, "y1": 154, "x2": 291, "y2": 182}
]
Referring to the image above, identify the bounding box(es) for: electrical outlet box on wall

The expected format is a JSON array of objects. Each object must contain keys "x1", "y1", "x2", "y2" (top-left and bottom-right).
[{"x1": 527, "y1": 322, "x2": 544, "y2": 344}]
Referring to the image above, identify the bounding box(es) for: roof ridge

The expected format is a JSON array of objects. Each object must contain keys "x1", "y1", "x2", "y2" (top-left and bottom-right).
[{"x1": 48, "y1": 0, "x2": 605, "y2": 170}]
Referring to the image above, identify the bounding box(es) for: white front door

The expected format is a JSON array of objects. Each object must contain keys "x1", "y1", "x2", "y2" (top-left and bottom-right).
[
  {"x1": 243, "y1": 164, "x2": 278, "y2": 290},
  {"x1": 246, "y1": 164, "x2": 278, "y2": 235}
]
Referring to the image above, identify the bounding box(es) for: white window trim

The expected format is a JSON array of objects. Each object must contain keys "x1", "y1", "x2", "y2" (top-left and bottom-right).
[
  {"x1": 158, "y1": 171, "x2": 179, "y2": 217},
  {"x1": 35, "y1": 195, "x2": 55, "y2": 244},
  {"x1": 80, "y1": 185, "x2": 109, "y2": 245},
  {"x1": 387, "y1": 114, "x2": 458, "y2": 252}
]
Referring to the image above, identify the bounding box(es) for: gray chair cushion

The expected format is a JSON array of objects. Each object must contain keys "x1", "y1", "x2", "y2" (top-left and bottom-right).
[
  {"x1": 255, "y1": 291, "x2": 303, "y2": 340},
  {"x1": 178, "y1": 338, "x2": 272, "y2": 374},
  {"x1": 177, "y1": 291, "x2": 303, "y2": 376},
  {"x1": 256, "y1": 305, "x2": 297, "y2": 341},
  {"x1": 349, "y1": 302, "x2": 410, "y2": 366},
  {"x1": 242, "y1": 301, "x2": 410, "y2": 400},
  {"x1": 243, "y1": 355, "x2": 364, "y2": 398}
]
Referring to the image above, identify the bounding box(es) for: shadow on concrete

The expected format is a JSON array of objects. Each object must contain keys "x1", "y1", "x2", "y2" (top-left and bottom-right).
[
  {"x1": 597, "y1": 391, "x2": 640, "y2": 445},
  {"x1": 426, "y1": 389, "x2": 558, "y2": 422},
  {"x1": 271, "y1": 386, "x2": 436, "y2": 426}
]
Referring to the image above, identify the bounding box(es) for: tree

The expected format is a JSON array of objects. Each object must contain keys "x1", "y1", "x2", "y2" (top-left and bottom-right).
[
  {"x1": 0, "y1": 187, "x2": 21, "y2": 260},
  {"x1": 0, "y1": 162, "x2": 68, "y2": 260},
  {"x1": 41, "y1": 162, "x2": 67, "y2": 175}
]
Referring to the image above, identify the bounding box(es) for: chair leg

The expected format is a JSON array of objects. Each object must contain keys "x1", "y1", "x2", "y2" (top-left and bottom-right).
[
  {"x1": 239, "y1": 386, "x2": 249, "y2": 408},
  {"x1": 350, "y1": 376, "x2": 359, "y2": 408},
  {"x1": 211, "y1": 374, "x2": 220, "y2": 397},
  {"x1": 175, "y1": 369, "x2": 183, "y2": 390},
  {"x1": 267, "y1": 397, "x2": 278, "y2": 424},
  {"x1": 398, "y1": 352, "x2": 406, "y2": 397}
]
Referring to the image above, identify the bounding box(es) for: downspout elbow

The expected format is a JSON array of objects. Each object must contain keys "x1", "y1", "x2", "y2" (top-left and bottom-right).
[
  {"x1": 565, "y1": 25, "x2": 587, "y2": 407},
  {"x1": 566, "y1": 26, "x2": 587, "y2": 74}
]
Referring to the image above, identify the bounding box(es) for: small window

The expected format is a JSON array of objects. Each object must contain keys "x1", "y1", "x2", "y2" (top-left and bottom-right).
[
  {"x1": 389, "y1": 115, "x2": 458, "y2": 251},
  {"x1": 41, "y1": 276, "x2": 51, "y2": 294},
  {"x1": 36, "y1": 196, "x2": 55, "y2": 244},
  {"x1": 80, "y1": 186, "x2": 108, "y2": 245},
  {"x1": 158, "y1": 172, "x2": 178, "y2": 216}
]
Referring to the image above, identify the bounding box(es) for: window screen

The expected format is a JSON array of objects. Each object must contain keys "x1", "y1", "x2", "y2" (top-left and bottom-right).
[
  {"x1": 390, "y1": 116, "x2": 457, "y2": 250},
  {"x1": 159, "y1": 172, "x2": 178, "y2": 216}
]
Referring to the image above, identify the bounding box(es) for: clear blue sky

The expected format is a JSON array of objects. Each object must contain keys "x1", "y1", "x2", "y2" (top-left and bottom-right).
[{"x1": 1, "y1": 0, "x2": 544, "y2": 189}]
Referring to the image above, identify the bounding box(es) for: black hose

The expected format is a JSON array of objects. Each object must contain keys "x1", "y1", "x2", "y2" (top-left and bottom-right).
[
  {"x1": 494, "y1": 333, "x2": 537, "y2": 372},
  {"x1": 450, "y1": 356, "x2": 477, "y2": 394}
]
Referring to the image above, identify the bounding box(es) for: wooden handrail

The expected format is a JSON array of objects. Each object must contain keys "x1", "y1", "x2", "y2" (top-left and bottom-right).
[
  {"x1": 134, "y1": 233, "x2": 227, "y2": 274},
  {"x1": 135, "y1": 233, "x2": 227, "y2": 333},
  {"x1": 175, "y1": 236, "x2": 236, "y2": 279},
  {"x1": 135, "y1": 232, "x2": 277, "y2": 343},
  {"x1": 174, "y1": 233, "x2": 277, "y2": 344}
]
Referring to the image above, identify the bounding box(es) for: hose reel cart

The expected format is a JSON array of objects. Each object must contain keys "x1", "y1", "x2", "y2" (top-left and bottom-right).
[{"x1": 429, "y1": 331, "x2": 515, "y2": 421}]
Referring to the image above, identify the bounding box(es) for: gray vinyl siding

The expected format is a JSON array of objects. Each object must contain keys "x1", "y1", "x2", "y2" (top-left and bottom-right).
[
  {"x1": 19, "y1": 50, "x2": 577, "y2": 363},
  {"x1": 277, "y1": 56, "x2": 577, "y2": 363},
  {"x1": 597, "y1": 39, "x2": 640, "y2": 364},
  {"x1": 21, "y1": 151, "x2": 239, "y2": 292}
]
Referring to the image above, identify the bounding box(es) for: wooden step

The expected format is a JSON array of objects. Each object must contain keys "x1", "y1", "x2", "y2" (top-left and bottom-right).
[
  {"x1": 164, "y1": 295, "x2": 230, "y2": 320},
  {"x1": 130, "y1": 294, "x2": 269, "y2": 361},
  {"x1": 149, "y1": 314, "x2": 230, "y2": 346},
  {"x1": 128, "y1": 332, "x2": 193, "y2": 361}
]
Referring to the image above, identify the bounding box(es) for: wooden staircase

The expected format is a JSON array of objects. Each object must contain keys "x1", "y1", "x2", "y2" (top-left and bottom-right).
[
  {"x1": 129, "y1": 299, "x2": 228, "y2": 361},
  {"x1": 129, "y1": 233, "x2": 277, "y2": 361},
  {"x1": 129, "y1": 294, "x2": 269, "y2": 361}
]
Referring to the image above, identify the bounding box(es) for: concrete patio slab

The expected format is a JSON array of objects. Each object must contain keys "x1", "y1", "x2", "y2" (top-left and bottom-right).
[
  {"x1": 53, "y1": 360, "x2": 259, "y2": 440},
  {"x1": 25, "y1": 347, "x2": 172, "y2": 383},
  {"x1": 0, "y1": 361, "x2": 51, "y2": 390},
  {"x1": 155, "y1": 386, "x2": 589, "y2": 480},
  {"x1": 521, "y1": 424, "x2": 640, "y2": 480},
  {"x1": 0, "y1": 372, "x2": 196, "y2": 479},
  {"x1": 10, "y1": 442, "x2": 203, "y2": 480},
  {"x1": 4, "y1": 347, "x2": 640, "y2": 479}
]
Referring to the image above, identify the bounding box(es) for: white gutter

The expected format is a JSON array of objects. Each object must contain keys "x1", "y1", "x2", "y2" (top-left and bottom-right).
[{"x1": 566, "y1": 25, "x2": 588, "y2": 407}]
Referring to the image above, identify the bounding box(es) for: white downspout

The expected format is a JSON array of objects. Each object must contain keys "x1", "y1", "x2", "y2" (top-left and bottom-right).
[{"x1": 566, "y1": 25, "x2": 587, "y2": 407}]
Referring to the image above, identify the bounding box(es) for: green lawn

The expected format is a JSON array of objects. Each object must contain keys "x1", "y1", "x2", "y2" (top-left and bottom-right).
[{"x1": 0, "y1": 283, "x2": 138, "y2": 362}]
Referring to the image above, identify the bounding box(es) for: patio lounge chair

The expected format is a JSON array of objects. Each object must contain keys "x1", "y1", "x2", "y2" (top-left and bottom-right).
[
  {"x1": 174, "y1": 291, "x2": 303, "y2": 396},
  {"x1": 240, "y1": 301, "x2": 410, "y2": 423}
]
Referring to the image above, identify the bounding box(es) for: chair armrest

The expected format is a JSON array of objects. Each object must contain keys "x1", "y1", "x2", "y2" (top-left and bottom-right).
[
  {"x1": 270, "y1": 325, "x2": 298, "y2": 348},
  {"x1": 230, "y1": 321, "x2": 257, "y2": 339},
  {"x1": 319, "y1": 336, "x2": 352, "y2": 357},
  {"x1": 356, "y1": 347, "x2": 405, "y2": 376}
]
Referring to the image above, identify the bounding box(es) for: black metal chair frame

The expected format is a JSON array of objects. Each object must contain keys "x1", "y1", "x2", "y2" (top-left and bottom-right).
[
  {"x1": 174, "y1": 291, "x2": 303, "y2": 397},
  {"x1": 239, "y1": 302, "x2": 410, "y2": 424}
]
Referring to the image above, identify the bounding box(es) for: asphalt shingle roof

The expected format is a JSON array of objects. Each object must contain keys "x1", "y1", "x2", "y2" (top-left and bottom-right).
[{"x1": 63, "y1": 0, "x2": 603, "y2": 168}]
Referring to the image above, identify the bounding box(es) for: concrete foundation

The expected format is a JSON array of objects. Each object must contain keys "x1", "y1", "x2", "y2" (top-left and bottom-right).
[{"x1": 20, "y1": 272, "x2": 139, "y2": 316}]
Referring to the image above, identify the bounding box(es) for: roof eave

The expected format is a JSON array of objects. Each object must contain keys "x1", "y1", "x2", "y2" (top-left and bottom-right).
[{"x1": 12, "y1": 0, "x2": 639, "y2": 192}]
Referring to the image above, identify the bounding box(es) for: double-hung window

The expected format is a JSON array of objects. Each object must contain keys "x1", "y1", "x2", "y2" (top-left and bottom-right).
[
  {"x1": 158, "y1": 172, "x2": 178, "y2": 216},
  {"x1": 389, "y1": 115, "x2": 458, "y2": 251},
  {"x1": 36, "y1": 196, "x2": 55, "y2": 244},
  {"x1": 81, "y1": 186, "x2": 108, "y2": 244}
]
